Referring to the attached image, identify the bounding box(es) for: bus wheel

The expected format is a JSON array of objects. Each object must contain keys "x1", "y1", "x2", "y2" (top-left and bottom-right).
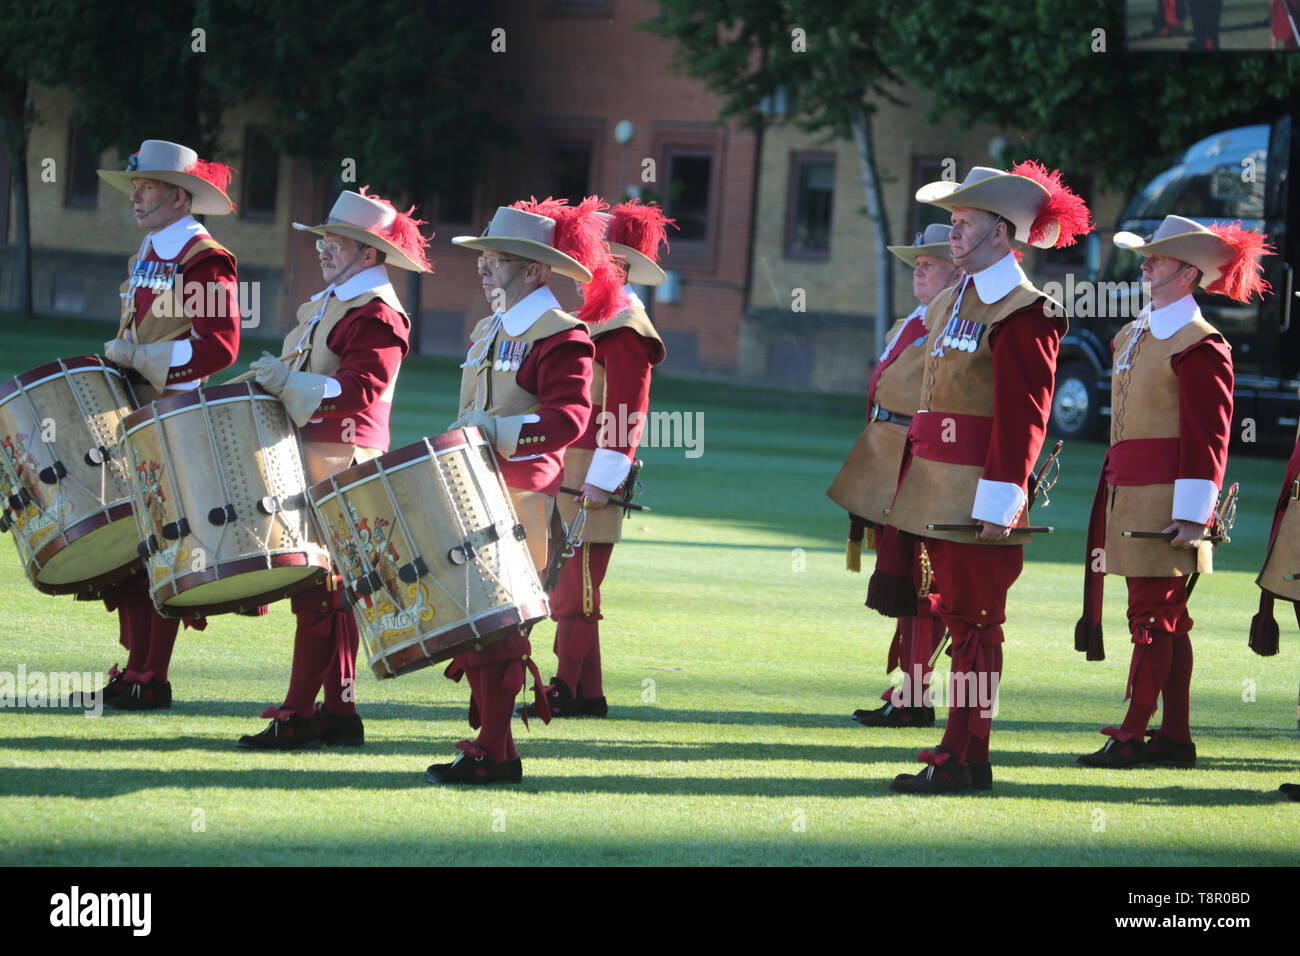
[{"x1": 1051, "y1": 361, "x2": 1101, "y2": 439}]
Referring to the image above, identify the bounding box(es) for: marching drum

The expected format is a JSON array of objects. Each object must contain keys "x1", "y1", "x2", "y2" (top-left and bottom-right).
[
  {"x1": 308, "y1": 428, "x2": 548, "y2": 679},
  {"x1": 118, "y1": 383, "x2": 330, "y2": 616},
  {"x1": 0, "y1": 356, "x2": 139, "y2": 593}
]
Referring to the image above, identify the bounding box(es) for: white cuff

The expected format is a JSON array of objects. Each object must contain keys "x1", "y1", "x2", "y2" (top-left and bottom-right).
[
  {"x1": 586, "y1": 448, "x2": 632, "y2": 492},
  {"x1": 972, "y1": 479, "x2": 1026, "y2": 527},
  {"x1": 1173, "y1": 479, "x2": 1218, "y2": 525},
  {"x1": 170, "y1": 339, "x2": 193, "y2": 367},
  {"x1": 324, "y1": 377, "x2": 342, "y2": 399}
]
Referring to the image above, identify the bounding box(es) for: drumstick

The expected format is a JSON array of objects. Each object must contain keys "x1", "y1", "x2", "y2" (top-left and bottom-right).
[
  {"x1": 226, "y1": 348, "x2": 306, "y2": 385},
  {"x1": 926, "y1": 524, "x2": 1053, "y2": 533}
]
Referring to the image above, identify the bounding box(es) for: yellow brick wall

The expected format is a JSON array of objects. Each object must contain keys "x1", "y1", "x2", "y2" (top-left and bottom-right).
[
  {"x1": 17, "y1": 85, "x2": 289, "y2": 271},
  {"x1": 750, "y1": 82, "x2": 1128, "y2": 323}
]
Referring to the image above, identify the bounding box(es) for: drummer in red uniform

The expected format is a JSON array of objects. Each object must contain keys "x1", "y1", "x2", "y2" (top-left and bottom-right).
[
  {"x1": 93, "y1": 139, "x2": 240, "y2": 711},
  {"x1": 1076, "y1": 216, "x2": 1271, "y2": 770},
  {"x1": 426, "y1": 198, "x2": 618, "y2": 785},
  {"x1": 237, "y1": 188, "x2": 431, "y2": 749},
  {"x1": 885, "y1": 162, "x2": 1093, "y2": 794},
  {"x1": 828, "y1": 223, "x2": 960, "y2": 729},
  {"x1": 536, "y1": 199, "x2": 673, "y2": 717}
]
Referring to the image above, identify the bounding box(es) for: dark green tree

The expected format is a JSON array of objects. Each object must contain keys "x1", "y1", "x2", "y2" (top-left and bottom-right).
[
  {"x1": 643, "y1": 0, "x2": 907, "y2": 349},
  {"x1": 894, "y1": 0, "x2": 1300, "y2": 194},
  {"x1": 198, "y1": 0, "x2": 515, "y2": 207}
]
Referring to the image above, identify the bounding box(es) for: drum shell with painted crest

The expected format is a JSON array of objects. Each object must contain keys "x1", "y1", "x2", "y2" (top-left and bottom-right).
[
  {"x1": 308, "y1": 428, "x2": 548, "y2": 679},
  {"x1": 0, "y1": 356, "x2": 139, "y2": 593},
  {"x1": 118, "y1": 383, "x2": 330, "y2": 616}
]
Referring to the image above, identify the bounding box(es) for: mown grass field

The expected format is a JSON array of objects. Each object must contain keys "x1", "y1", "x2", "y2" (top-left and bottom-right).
[{"x1": 1, "y1": 314, "x2": 1297, "y2": 866}]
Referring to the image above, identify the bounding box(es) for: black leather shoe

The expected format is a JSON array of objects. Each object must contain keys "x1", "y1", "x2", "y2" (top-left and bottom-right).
[
  {"x1": 317, "y1": 708, "x2": 364, "y2": 746},
  {"x1": 969, "y1": 761, "x2": 993, "y2": 791},
  {"x1": 1078, "y1": 731, "x2": 1149, "y2": 768},
  {"x1": 106, "y1": 678, "x2": 172, "y2": 711},
  {"x1": 1146, "y1": 732, "x2": 1195, "y2": 768},
  {"x1": 518, "y1": 676, "x2": 598, "y2": 719},
  {"x1": 237, "y1": 712, "x2": 321, "y2": 751},
  {"x1": 70, "y1": 665, "x2": 129, "y2": 707},
  {"x1": 890, "y1": 747, "x2": 972, "y2": 795},
  {"x1": 854, "y1": 701, "x2": 935, "y2": 728},
  {"x1": 425, "y1": 751, "x2": 517, "y2": 785}
]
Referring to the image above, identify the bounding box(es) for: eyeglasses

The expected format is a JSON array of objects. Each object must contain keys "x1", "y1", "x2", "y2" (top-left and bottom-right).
[
  {"x1": 477, "y1": 253, "x2": 521, "y2": 269},
  {"x1": 316, "y1": 238, "x2": 355, "y2": 256}
]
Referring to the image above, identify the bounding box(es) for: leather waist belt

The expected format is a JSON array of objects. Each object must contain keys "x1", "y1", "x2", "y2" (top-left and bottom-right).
[{"x1": 870, "y1": 404, "x2": 913, "y2": 428}]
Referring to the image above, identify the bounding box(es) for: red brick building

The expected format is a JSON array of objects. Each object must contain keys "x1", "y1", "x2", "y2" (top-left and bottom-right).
[
  {"x1": 281, "y1": 0, "x2": 760, "y2": 376},
  {"x1": 5, "y1": 1, "x2": 759, "y2": 383}
]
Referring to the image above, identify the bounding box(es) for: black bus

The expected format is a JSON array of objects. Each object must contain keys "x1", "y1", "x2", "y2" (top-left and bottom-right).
[{"x1": 1050, "y1": 117, "x2": 1298, "y2": 447}]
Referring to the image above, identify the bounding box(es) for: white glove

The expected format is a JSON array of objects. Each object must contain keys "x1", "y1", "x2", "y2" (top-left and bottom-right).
[
  {"x1": 278, "y1": 371, "x2": 330, "y2": 427},
  {"x1": 458, "y1": 409, "x2": 498, "y2": 444},
  {"x1": 104, "y1": 339, "x2": 137, "y2": 368},
  {"x1": 252, "y1": 352, "x2": 291, "y2": 396}
]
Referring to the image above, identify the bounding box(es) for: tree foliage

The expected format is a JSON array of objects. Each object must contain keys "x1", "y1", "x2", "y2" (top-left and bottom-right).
[
  {"x1": 643, "y1": 0, "x2": 903, "y2": 137},
  {"x1": 646, "y1": 0, "x2": 1300, "y2": 195},
  {"x1": 198, "y1": 0, "x2": 516, "y2": 202},
  {"x1": 888, "y1": 0, "x2": 1300, "y2": 193}
]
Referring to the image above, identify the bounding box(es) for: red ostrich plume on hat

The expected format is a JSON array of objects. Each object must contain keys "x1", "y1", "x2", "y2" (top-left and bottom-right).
[
  {"x1": 190, "y1": 158, "x2": 235, "y2": 194},
  {"x1": 359, "y1": 185, "x2": 433, "y2": 272},
  {"x1": 1009, "y1": 160, "x2": 1093, "y2": 249},
  {"x1": 510, "y1": 195, "x2": 627, "y2": 323},
  {"x1": 1206, "y1": 221, "x2": 1274, "y2": 303},
  {"x1": 608, "y1": 199, "x2": 676, "y2": 262}
]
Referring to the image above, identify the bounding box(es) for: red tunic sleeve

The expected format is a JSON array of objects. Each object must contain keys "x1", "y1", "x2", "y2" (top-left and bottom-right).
[
  {"x1": 984, "y1": 303, "x2": 1061, "y2": 489},
  {"x1": 167, "y1": 248, "x2": 240, "y2": 384},
  {"x1": 593, "y1": 327, "x2": 657, "y2": 457},
  {"x1": 1172, "y1": 336, "x2": 1233, "y2": 484},
  {"x1": 317, "y1": 302, "x2": 410, "y2": 417},
  {"x1": 298, "y1": 301, "x2": 410, "y2": 451},
  {"x1": 498, "y1": 326, "x2": 594, "y2": 493}
]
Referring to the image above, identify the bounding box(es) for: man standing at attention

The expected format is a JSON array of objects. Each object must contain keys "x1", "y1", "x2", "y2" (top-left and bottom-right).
[{"x1": 886, "y1": 162, "x2": 1092, "y2": 794}]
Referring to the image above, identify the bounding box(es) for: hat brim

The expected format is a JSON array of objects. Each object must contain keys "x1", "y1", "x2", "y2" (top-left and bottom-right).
[
  {"x1": 1113, "y1": 231, "x2": 1228, "y2": 290},
  {"x1": 97, "y1": 169, "x2": 234, "y2": 216},
  {"x1": 451, "y1": 235, "x2": 592, "y2": 283},
  {"x1": 916, "y1": 174, "x2": 1050, "y2": 247},
  {"x1": 293, "y1": 222, "x2": 430, "y2": 272},
  {"x1": 609, "y1": 242, "x2": 666, "y2": 285},
  {"x1": 886, "y1": 242, "x2": 954, "y2": 267}
]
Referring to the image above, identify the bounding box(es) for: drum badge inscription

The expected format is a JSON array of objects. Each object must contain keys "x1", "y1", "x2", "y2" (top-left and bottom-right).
[{"x1": 362, "y1": 582, "x2": 435, "y2": 649}]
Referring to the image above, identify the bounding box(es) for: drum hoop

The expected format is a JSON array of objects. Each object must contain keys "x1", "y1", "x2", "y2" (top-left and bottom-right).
[
  {"x1": 373, "y1": 599, "x2": 549, "y2": 675},
  {"x1": 306, "y1": 430, "x2": 483, "y2": 502},
  {"x1": 121, "y1": 384, "x2": 276, "y2": 433},
  {"x1": 33, "y1": 556, "x2": 139, "y2": 596},
  {"x1": 0, "y1": 355, "x2": 123, "y2": 405},
  {"x1": 155, "y1": 554, "x2": 329, "y2": 616},
  {"x1": 32, "y1": 500, "x2": 135, "y2": 570}
]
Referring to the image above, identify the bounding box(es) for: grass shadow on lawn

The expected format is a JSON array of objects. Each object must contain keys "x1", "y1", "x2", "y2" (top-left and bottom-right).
[{"x1": 2, "y1": 765, "x2": 1282, "y2": 805}]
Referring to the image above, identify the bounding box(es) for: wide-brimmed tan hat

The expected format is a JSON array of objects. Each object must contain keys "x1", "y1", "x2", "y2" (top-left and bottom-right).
[
  {"x1": 98, "y1": 140, "x2": 235, "y2": 216},
  {"x1": 887, "y1": 223, "x2": 955, "y2": 266},
  {"x1": 452, "y1": 207, "x2": 592, "y2": 282},
  {"x1": 916, "y1": 166, "x2": 1051, "y2": 247},
  {"x1": 1114, "y1": 216, "x2": 1233, "y2": 288},
  {"x1": 918, "y1": 161, "x2": 1093, "y2": 251},
  {"x1": 1114, "y1": 215, "x2": 1274, "y2": 303},
  {"x1": 293, "y1": 189, "x2": 432, "y2": 272},
  {"x1": 600, "y1": 201, "x2": 675, "y2": 286}
]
